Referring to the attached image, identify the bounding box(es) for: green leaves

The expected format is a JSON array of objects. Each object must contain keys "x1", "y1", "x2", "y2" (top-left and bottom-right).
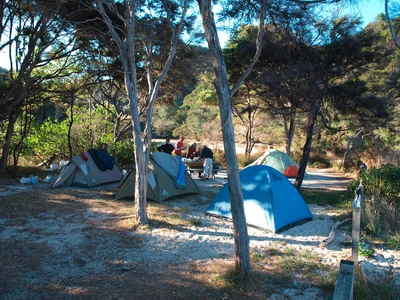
[{"x1": 358, "y1": 164, "x2": 400, "y2": 204}]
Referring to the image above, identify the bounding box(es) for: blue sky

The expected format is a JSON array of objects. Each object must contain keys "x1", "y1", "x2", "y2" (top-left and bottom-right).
[{"x1": 344, "y1": 0, "x2": 385, "y2": 25}]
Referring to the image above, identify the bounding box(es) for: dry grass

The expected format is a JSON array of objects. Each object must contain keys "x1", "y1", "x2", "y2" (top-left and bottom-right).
[
  {"x1": 0, "y1": 183, "x2": 337, "y2": 299},
  {"x1": 2, "y1": 172, "x2": 397, "y2": 300}
]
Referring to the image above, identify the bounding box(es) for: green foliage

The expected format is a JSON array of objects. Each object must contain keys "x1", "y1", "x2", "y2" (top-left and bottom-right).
[
  {"x1": 387, "y1": 234, "x2": 400, "y2": 251},
  {"x1": 357, "y1": 164, "x2": 400, "y2": 204},
  {"x1": 104, "y1": 135, "x2": 135, "y2": 167},
  {"x1": 211, "y1": 149, "x2": 226, "y2": 167},
  {"x1": 152, "y1": 104, "x2": 179, "y2": 138},
  {"x1": 358, "y1": 239, "x2": 374, "y2": 257},
  {"x1": 23, "y1": 105, "x2": 134, "y2": 166},
  {"x1": 307, "y1": 151, "x2": 332, "y2": 168},
  {"x1": 173, "y1": 72, "x2": 219, "y2": 139},
  {"x1": 347, "y1": 165, "x2": 400, "y2": 249},
  {"x1": 361, "y1": 199, "x2": 382, "y2": 236},
  {"x1": 24, "y1": 119, "x2": 70, "y2": 161},
  {"x1": 236, "y1": 154, "x2": 253, "y2": 168}
]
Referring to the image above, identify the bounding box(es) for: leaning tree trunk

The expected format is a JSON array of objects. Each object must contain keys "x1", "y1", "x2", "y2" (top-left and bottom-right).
[
  {"x1": 0, "y1": 112, "x2": 18, "y2": 176},
  {"x1": 12, "y1": 107, "x2": 33, "y2": 171},
  {"x1": 197, "y1": 0, "x2": 251, "y2": 276},
  {"x1": 294, "y1": 100, "x2": 318, "y2": 190}
]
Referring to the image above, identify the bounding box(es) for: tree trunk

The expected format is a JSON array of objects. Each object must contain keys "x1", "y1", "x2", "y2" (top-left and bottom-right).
[
  {"x1": 294, "y1": 100, "x2": 318, "y2": 190},
  {"x1": 123, "y1": 51, "x2": 149, "y2": 225},
  {"x1": 12, "y1": 107, "x2": 32, "y2": 171},
  {"x1": 96, "y1": 0, "x2": 188, "y2": 225},
  {"x1": 67, "y1": 94, "x2": 74, "y2": 160},
  {"x1": 285, "y1": 111, "x2": 296, "y2": 156},
  {"x1": 197, "y1": 0, "x2": 251, "y2": 276},
  {"x1": 340, "y1": 129, "x2": 370, "y2": 169},
  {"x1": 0, "y1": 112, "x2": 18, "y2": 176},
  {"x1": 95, "y1": 0, "x2": 148, "y2": 224},
  {"x1": 244, "y1": 90, "x2": 255, "y2": 158},
  {"x1": 245, "y1": 126, "x2": 252, "y2": 158}
]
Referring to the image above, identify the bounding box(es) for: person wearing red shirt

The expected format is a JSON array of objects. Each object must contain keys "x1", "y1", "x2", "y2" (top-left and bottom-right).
[
  {"x1": 174, "y1": 136, "x2": 184, "y2": 157},
  {"x1": 186, "y1": 143, "x2": 197, "y2": 159}
]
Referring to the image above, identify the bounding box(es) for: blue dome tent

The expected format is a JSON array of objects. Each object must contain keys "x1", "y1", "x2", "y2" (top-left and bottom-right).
[{"x1": 206, "y1": 165, "x2": 313, "y2": 233}]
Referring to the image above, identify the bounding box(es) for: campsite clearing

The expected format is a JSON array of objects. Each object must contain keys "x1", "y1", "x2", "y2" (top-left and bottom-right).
[{"x1": 0, "y1": 169, "x2": 399, "y2": 299}]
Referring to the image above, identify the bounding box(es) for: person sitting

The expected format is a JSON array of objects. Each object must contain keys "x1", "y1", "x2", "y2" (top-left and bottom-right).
[
  {"x1": 157, "y1": 138, "x2": 175, "y2": 155},
  {"x1": 200, "y1": 145, "x2": 214, "y2": 180},
  {"x1": 186, "y1": 143, "x2": 197, "y2": 159}
]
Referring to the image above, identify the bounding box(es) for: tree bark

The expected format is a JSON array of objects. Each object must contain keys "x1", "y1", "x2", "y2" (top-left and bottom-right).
[
  {"x1": 95, "y1": 0, "x2": 188, "y2": 225},
  {"x1": 0, "y1": 112, "x2": 18, "y2": 176},
  {"x1": 197, "y1": 0, "x2": 251, "y2": 276},
  {"x1": 340, "y1": 129, "x2": 371, "y2": 169},
  {"x1": 285, "y1": 111, "x2": 296, "y2": 156},
  {"x1": 294, "y1": 98, "x2": 318, "y2": 190}
]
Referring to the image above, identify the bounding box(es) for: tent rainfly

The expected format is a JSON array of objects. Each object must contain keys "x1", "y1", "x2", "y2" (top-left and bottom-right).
[
  {"x1": 114, "y1": 152, "x2": 200, "y2": 202},
  {"x1": 206, "y1": 165, "x2": 313, "y2": 233},
  {"x1": 247, "y1": 149, "x2": 299, "y2": 178},
  {"x1": 53, "y1": 149, "x2": 123, "y2": 188}
]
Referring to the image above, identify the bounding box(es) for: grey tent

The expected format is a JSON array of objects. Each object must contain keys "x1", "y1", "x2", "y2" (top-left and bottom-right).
[
  {"x1": 114, "y1": 152, "x2": 200, "y2": 202},
  {"x1": 246, "y1": 150, "x2": 299, "y2": 178},
  {"x1": 53, "y1": 150, "x2": 124, "y2": 188}
]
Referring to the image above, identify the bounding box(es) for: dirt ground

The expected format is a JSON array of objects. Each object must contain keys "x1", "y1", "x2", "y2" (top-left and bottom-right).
[{"x1": 0, "y1": 169, "x2": 384, "y2": 300}]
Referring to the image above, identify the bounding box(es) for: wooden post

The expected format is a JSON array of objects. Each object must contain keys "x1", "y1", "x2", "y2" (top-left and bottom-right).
[
  {"x1": 351, "y1": 181, "x2": 364, "y2": 266},
  {"x1": 351, "y1": 207, "x2": 361, "y2": 266}
]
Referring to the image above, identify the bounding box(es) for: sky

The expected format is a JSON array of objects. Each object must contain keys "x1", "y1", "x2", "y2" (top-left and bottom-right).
[
  {"x1": 0, "y1": 1, "x2": 386, "y2": 71},
  {"x1": 344, "y1": 0, "x2": 385, "y2": 25}
]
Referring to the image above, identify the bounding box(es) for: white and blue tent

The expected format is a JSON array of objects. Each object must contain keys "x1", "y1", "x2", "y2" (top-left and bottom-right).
[
  {"x1": 206, "y1": 165, "x2": 313, "y2": 233},
  {"x1": 114, "y1": 152, "x2": 199, "y2": 202}
]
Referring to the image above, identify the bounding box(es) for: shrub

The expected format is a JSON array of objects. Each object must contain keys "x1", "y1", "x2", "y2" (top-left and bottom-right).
[
  {"x1": 346, "y1": 164, "x2": 400, "y2": 242},
  {"x1": 361, "y1": 198, "x2": 382, "y2": 236},
  {"x1": 387, "y1": 234, "x2": 400, "y2": 251},
  {"x1": 105, "y1": 136, "x2": 135, "y2": 167},
  {"x1": 358, "y1": 164, "x2": 400, "y2": 204},
  {"x1": 308, "y1": 153, "x2": 331, "y2": 168},
  {"x1": 237, "y1": 154, "x2": 253, "y2": 168}
]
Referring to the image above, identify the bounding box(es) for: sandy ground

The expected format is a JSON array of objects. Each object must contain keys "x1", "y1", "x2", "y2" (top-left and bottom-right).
[{"x1": 0, "y1": 169, "x2": 399, "y2": 299}]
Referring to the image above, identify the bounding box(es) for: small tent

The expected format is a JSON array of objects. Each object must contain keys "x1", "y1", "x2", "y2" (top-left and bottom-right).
[
  {"x1": 206, "y1": 165, "x2": 313, "y2": 233},
  {"x1": 53, "y1": 149, "x2": 123, "y2": 188},
  {"x1": 247, "y1": 150, "x2": 299, "y2": 178},
  {"x1": 114, "y1": 152, "x2": 200, "y2": 202}
]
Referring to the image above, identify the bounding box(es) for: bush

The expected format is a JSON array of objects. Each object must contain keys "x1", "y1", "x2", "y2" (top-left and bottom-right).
[
  {"x1": 358, "y1": 164, "x2": 400, "y2": 204},
  {"x1": 103, "y1": 136, "x2": 135, "y2": 167},
  {"x1": 237, "y1": 154, "x2": 253, "y2": 168},
  {"x1": 308, "y1": 153, "x2": 331, "y2": 168},
  {"x1": 346, "y1": 164, "x2": 400, "y2": 242}
]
